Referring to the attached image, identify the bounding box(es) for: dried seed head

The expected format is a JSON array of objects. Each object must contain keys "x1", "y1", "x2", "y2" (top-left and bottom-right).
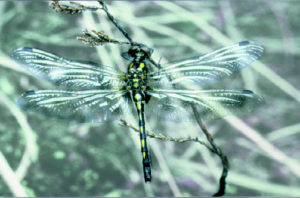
[
  {"x1": 77, "y1": 29, "x2": 130, "y2": 46},
  {"x1": 50, "y1": 1, "x2": 99, "y2": 14}
]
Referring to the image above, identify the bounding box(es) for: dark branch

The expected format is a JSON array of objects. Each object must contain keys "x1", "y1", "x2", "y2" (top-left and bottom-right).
[
  {"x1": 98, "y1": 1, "x2": 134, "y2": 45},
  {"x1": 119, "y1": 119, "x2": 213, "y2": 151},
  {"x1": 191, "y1": 105, "x2": 229, "y2": 197}
]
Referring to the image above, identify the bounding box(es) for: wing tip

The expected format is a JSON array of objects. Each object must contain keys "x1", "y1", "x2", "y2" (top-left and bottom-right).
[
  {"x1": 17, "y1": 90, "x2": 36, "y2": 108},
  {"x1": 24, "y1": 90, "x2": 36, "y2": 95},
  {"x1": 11, "y1": 47, "x2": 34, "y2": 60},
  {"x1": 242, "y1": 89, "x2": 265, "y2": 104},
  {"x1": 239, "y1": 41, "x2": 250, "y2": 46},
  {"x1": 239, "y1": 40, "x2": 264, "y2": 50},
  {"x1": 242, "y1": 89, "x2": 253, "y2": 94},
  {"x1": 237, "y1": 40, "x2": 264, "y2": 63},
  {"x1": 21, "y1": 47, "x2": 33, "y2": 52},
  {"x1": 12, "y1": 47, "x2": 33, "y2": 53}
]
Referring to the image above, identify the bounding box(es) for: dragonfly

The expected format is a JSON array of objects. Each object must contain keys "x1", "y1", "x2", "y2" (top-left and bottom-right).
[{"x1": 12, "y1": 40, "x2": 264, "y2": 182}]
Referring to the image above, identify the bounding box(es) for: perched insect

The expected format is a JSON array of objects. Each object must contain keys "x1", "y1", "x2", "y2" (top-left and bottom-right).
[{"x1": 12, "y1": 40, "x2": 264, "y2": 182}]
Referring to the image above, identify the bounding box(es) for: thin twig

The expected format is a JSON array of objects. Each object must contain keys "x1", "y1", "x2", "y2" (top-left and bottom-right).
[
  {"x1": 98, "y1": 1, "x2": 134, "y2": 44},
  {"x1": 191, "y1": 105, "x2": 229, "y2": 197},
  {"x1": 119, "y1": 119, "x2": 214, "y2": 152}
]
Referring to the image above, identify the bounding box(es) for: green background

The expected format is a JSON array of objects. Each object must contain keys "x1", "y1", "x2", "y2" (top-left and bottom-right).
[{"x1": 0, "y1": 1, "x2": 299, "y2": 196}]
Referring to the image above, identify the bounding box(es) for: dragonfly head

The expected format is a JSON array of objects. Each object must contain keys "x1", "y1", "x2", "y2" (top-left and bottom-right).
[{"x1": 122, "y1": 43, "x2": 154, "y2": 60}]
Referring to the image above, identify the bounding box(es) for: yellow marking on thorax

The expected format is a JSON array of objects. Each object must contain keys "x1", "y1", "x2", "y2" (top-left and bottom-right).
[
  {"x1": 129, "y1": 63, "x2": 134, "y2": 70},
  {"x1": 137, "y1": 62, "x2": 145, "y2": 71}
]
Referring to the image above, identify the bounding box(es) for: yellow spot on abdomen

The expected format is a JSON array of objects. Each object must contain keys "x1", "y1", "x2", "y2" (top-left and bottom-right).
[
  {"x1": 141, "y1": 139, "x2": 145, "y2": 147},
  {"x1": 143, "y1": 151, "x2": 146, "y2": 159},
  {"x1": 136, "y1": 102, "x2": 142, "y2": 110}
]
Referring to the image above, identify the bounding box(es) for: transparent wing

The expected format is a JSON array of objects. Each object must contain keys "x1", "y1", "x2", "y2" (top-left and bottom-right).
[
  {"x1": 148, "y1": 41, "x2": 264, "y2": 87},
  {"x1": 11, "y1": 47, "x2": 124, "y2": 89},
  {"x1": 17, "y1": 89, "x2": 130, "y2": 122},
  {"x1": 145, "y1": 89, "x2": 263, "y2": 122}
]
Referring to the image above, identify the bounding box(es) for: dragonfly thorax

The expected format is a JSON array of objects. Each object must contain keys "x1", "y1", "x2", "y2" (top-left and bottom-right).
[{"x1": 124, "y1": 61, "x2": 149, "y2": 92}]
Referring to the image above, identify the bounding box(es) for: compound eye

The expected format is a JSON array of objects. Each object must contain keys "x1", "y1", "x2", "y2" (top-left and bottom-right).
[
  {"x1": 141, "y1": 46, "x2": 153, "y2": 57},
  {"x1": 121, "y1": 52, "x2": 132, "y2": 60}
]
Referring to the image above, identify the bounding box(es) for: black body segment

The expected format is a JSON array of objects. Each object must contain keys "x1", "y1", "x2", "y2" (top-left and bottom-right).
[{"x1": 127, "y1": 46, "x2": 153, "y2": 182}]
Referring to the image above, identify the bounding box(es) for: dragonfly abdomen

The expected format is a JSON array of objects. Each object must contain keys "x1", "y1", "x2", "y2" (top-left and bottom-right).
[{"x1": 133, "y1": 92, "x2": 151, "y2": 182}]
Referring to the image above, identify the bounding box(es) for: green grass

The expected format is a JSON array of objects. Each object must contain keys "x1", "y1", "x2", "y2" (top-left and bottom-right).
[{"x1": 0, "y1": 1, "x2": 299, "y2": 196}]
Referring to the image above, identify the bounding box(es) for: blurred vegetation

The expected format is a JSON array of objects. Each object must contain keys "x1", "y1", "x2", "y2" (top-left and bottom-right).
[{"x1": 0, "y1": 1, "x2": 300, "y2": 196}]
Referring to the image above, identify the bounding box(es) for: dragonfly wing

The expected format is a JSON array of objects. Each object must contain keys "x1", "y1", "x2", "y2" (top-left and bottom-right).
[
  {"x1": 17, "y1": 89, "x2": 130, "y2": 122},
  {"x1": 146, "y1": 89, "x2": 263, "y2": 121},
  {"x1": 11, "y1": 47, "x2": 123, "y2": 89},
  {"x1": 148, "y1": 41, "x2": 264, "y2": 86},
  {"x1": 145, "y1": 91, "x2": 193, "y2": 122}
]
